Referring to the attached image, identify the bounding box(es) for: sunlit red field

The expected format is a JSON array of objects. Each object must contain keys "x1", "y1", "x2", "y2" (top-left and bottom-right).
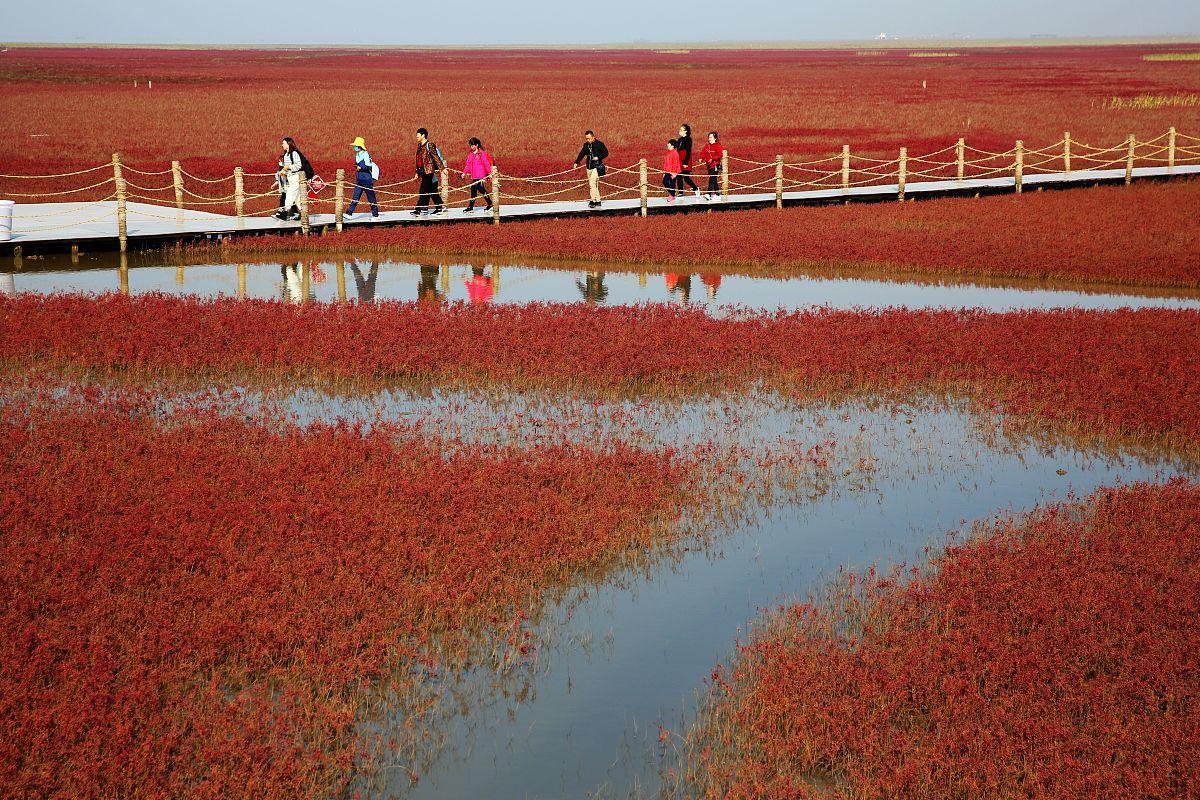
[
  {"x1": 3, "y1": 40, "x2": 1200, "y2": 800},
  {"x1": 1, "y1": 44, "x2": 1198, "y2": 179},
  {"x1": 672, "y1": 480, "x2": 1200, "y2": 799},
  {"x1": 4, "y1": 293, "x2": 1199, "y2": 455}
]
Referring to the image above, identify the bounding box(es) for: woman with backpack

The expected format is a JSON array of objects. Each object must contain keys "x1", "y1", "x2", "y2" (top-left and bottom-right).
[
  {"x1": 461, "y1": 138, "x2": 493, "y2": 214},
  {"x1": 663, "y1": 139, "x2": 682, "y2": 204},
  {"x1": 275, "y1": 137, "x2": 305, "y2": 221},
  {"x1": 699, "y1": 131, "x2": 725, "y2": 201},
  {"x1": 676, "y1": 124, "x2": 700, "y2": 201},
  {"x1": 346, "y1": 136, "x2": 379, "y2": 219}
]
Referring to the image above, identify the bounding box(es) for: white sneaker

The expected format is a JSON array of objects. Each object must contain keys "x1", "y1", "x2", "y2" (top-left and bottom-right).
[{"x1": 694, "y1": 190, "x2": 701, "y2": 199}]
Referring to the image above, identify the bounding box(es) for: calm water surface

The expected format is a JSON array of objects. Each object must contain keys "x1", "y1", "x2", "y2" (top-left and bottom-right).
[{"x1": 4, "y1": 257, "x2": 1199, "y2": 313}]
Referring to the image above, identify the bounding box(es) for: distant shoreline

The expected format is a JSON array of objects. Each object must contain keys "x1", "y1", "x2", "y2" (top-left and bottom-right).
[{"x1": 2, "y1": 35, "x2": 1199, "y2": 51}]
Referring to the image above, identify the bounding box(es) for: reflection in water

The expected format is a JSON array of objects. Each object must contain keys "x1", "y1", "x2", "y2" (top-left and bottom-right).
[
  {"x1": 666, "y1": 272, "x2": 692, "y2": 304},
  {"x1": 0, "y1": 272, "x2": 13, "y2": 296},
  {"x1": 7, "y1": 257, "x2": 1200, "y2": 314},
  {"x1": 280, "y1": 263, "x2": 304, "y2": 305},
  {"x1": 417, "y1": 263, "x2": 443, "y2": 305},
  {"x1": 350, "y1": 259, "x2": 380, "y2": 303},
  {"x1": 576, "y1": 270, "x2": 608, "y2": 305},
  {"x1": 465, "y1": 266, "x2": 494, "y2": 304}
]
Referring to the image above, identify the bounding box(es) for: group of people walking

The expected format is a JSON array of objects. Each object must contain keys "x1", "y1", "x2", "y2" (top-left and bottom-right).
[
  {"x1": 662, "y1": 125, "x2": 725, "y2": 203},
  {"x1": 272, "y1": 123, "x2": 725, "y2": 220}
]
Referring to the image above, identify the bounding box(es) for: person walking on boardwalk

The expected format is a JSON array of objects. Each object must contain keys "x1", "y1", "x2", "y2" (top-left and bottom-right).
[
  {"x1": 676, "y1": 124, "x2": 700, "y2": 200},
  {"x1": 573, "y1": 130, "x2": 609, "y2": 209},
  {"x1": 663, "y1": 139, "x2": 682, "y2": 204},
  {"x1": 275, "y1": 137, "x2": 304, "y2": 221},
  {"x1": 346, "y1": 137, "x2": 379, "y2": 219},
  {"x1": 462, "y1": 138, "x2": 494, "y2": 214},
  {"x1": 412, "y1": 128, "x2": 446, "y2": 217},
  {"x1": 699, "y1": 131, "x2": 724, "y2": 201}
]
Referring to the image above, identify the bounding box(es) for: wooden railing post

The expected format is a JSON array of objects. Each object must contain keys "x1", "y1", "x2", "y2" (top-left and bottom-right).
[
  {"x1": 897, "y1": 147, "x2": 907, "y2": 201},
  {"x1": 300, "y1": 262, "x2": 310, "y2": 303},
  {"x1": 1125, "y1": 134, "x2": 1135, "y2": 185},
  {"x1": 234, "y1": 167, "x2": 245, "y2": 219},
  {"x1": 1167, "y1": 127, "x2": 1176, "y2": 172},
  {"x1": 299, "y1": 177, "x2": 310, "y2": 234},
  {"x1": 336, "y1": 260, "x2": 346, "y2": 302},
  {"x1": 841, "y1": 145, "x2": 850, "y2": 193},
  {"x1": 112, "y1": 152, "x2": 128, "y2": 253},
  {"x1": 118, "y1": 252, "x2": 129, "y2": 295},
  {"x1": 720, "y1": 150, "x2": 729, "y2": 197},
  {"x1": 1063, "y1": 133, "x2": 1072, "y2": 178},
  {"x1": 1014, "y1": 140, "x2": 1024, "y2": 194},
  {"x1": 639, "y1": 158, "x2": 648, "y2": 217},
  {"x1": 171, "y1": 160, "x2": 184, "y2": 212},
  {"x1": 774, "y1": 155, "x2": 783, "y2": 209},
  {"x1": 491, "y1": 167, "x2": 500, "y2": 226},
  {"x1": 955, "y1": 138, "x2": 965, "y2": 184},
  {"x1": 439, "y1": 168, "x2": 449, "y2": 207},
  {"x1": 334, "y1": 168, "x2": 345, "y2": 232}
]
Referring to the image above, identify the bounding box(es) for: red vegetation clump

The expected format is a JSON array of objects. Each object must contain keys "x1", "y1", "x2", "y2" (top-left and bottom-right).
[
  {"x1": 2, "y1": 44, "x2": 1197, "y2": 190},
  {"x1": 196, "y1": 178, "x2": 1200, "y2": 289},
  {"x1": 0, "y1": 392, "x2": 683, "y2": 798},
  {"x1": 2, "y1": 294, "x2": 1199, "y2": 453},
  {"x1": 678, "y1": 480, "x2": 1200, "y2": 799}
]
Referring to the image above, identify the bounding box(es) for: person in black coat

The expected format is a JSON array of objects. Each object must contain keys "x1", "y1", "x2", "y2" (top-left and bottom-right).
[{"x1": 573, "y1": 130, "x2": 609, "y2": 208}]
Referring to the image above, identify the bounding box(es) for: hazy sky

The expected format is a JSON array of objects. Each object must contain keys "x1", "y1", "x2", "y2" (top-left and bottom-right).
[{"x1": 2, "y1": 0, "x2": 1198, "y2": 44}]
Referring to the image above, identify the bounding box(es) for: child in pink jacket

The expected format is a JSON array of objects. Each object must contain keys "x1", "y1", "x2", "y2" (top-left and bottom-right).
[{"x1": 462, "y1": 137, "x2": 494, "y2": 213}]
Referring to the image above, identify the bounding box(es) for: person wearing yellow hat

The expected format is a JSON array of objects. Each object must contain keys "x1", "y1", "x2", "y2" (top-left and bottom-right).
[{"x1": 347, "y1": 136, "x2": 379, "y2": 219}]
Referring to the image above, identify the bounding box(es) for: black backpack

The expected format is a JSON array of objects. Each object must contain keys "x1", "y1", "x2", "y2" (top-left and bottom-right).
[{"x1": 298, "y1": 152, "x2": 316, "y2": 181}]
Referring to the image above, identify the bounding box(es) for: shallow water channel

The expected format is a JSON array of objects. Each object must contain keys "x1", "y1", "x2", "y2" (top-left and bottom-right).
[
  {"x1": 265, "y1": 389, "x2": 1186, "y2": 799},
  {"x1": 4, "y1": 255, "x2": 1200, "y2": 312}
]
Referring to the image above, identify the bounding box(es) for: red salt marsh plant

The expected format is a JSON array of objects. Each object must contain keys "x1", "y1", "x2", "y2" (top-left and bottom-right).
[
  {"x1": 190, "y1": 178, "x2": 1200, "y2": 290},
  {"x1": 666, "y1": 479, "x2": 1200, "y2": 799},
  {"x1": 0, "y1": 389, "x2": 685, "y2": 799},
  {"x1": 2, "y1": 294, "x2": 1199, "y2": 456},
  {"x1": 2, "y1": 43, "x2": 1197, "y2": 190}
]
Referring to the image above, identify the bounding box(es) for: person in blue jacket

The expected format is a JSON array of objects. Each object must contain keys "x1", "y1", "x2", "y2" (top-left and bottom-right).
[{"x1": 346, "y1": 136, "x2": 379, "y2": 218}]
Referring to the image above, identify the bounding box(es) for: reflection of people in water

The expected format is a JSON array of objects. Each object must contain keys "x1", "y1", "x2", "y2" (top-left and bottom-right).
[
  {"x1": 665, "y1": 272, "x2": 692, "y2": 304},
  {"x1": 417, "y1": 263, "x2": 444, "y2": 304},
  {"x1": 349, "y1": 260, "x2": 380, "y2": 303},
  {"x1": 280, "y1": 262, "x2": 304, "y2": 304},
  {"x1": 575, "y1": 270, "x2": 608, "y2": 305},
  {"x1": 700, "y1": 271, "x2": 722, "y2": 300},
  {"x1": 465, "y1": 266, "x2": 494, "y2": 304}
]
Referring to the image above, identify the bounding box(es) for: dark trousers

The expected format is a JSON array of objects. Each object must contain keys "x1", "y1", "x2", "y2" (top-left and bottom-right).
[
  {"x1": 467, "y1": 179, "x2": 491, "y2": 209},
  {"x1": 348, "y1": 172, "x2": 378, "y2": 215},
  {"x1": 707, "y1": 166, "x2": 720, "y2": 194},
  {"x1": 679, "y1": 169, "x2": 699, "y2": 192},
  {"x1": 416, "y1": 172, "x2": 441, "y2": 211},
  {"x1": 663, "y1": 174, "x2": 677, "y2": 197}
]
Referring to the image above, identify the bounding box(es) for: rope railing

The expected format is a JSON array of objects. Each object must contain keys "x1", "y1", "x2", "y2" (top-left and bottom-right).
[{"x1": 1, "y1": 129, "x2": 1196, "y2": 247}]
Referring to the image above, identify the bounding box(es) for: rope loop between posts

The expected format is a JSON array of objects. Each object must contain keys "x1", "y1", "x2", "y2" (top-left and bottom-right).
[{"x1": 0, "y1": 163, "x2": 112, "y2": 179}]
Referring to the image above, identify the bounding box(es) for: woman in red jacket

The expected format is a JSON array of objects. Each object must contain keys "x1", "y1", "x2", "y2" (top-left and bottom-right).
[{"x1": 699, "y1": 131, "x2": 725, "y2": 201}]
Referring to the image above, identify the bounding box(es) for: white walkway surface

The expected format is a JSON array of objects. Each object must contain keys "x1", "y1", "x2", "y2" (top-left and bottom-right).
[{"x1": 3, "y1": 166, "x2": 1197, "y2": 250}]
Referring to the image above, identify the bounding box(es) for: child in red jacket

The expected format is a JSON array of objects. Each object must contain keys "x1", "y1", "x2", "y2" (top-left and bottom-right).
[{"x1": 663, "y1": 139, "x2": 682, "y2": 203}]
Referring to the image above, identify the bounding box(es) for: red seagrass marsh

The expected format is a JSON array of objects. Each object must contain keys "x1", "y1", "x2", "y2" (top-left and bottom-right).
[{"x1": 1, "y1": 35, "x2": 1199, "y2": 800}]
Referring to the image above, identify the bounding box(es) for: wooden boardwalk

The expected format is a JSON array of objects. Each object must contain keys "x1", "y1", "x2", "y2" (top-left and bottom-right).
[{"x1": 2, "y1": 165, "x2": 1197, "y2": 256}]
